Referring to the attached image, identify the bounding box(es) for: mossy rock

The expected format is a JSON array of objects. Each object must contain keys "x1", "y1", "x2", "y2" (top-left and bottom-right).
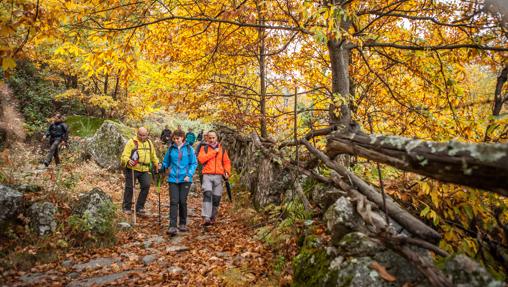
[
  {"x1": 443, "y1": 254, "x2": 504, "y2": 287},
  {"x1": 293, "y1": 235, "x2": 337, "y2": 287},
  {"x1": 84, "y1": 120, "x2": 135, "y2": 170}
]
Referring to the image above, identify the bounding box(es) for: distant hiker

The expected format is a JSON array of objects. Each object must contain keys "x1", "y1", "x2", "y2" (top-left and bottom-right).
[
  {"x1": 196, "y1": 130, "x2": 204, "y2": 142},
  {"x1": 198, "y1": 130, "x2": 231, "y2": 226},
  {"x1": 195, "y1": 131, "x2": 209, "y2": 184},
  {"x1": 120, "y1": 127, "x2": 161, "y2": 217},
  {"x1": 160, "y1": 125, "x2": 172, "y2": 145},
  {"x1": 160, "y1": 130, "x2": 197, "y2": 236},
  {"x1": 42, "y1": 113, "x2": 68, "y2": 167},
  {"x1": 186, "y1": 128, "x2": 196, "y2": 146}
]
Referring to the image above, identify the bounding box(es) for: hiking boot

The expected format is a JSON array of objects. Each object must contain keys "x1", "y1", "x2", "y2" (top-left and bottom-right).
[
  {"x1": 137, "y1": 210, "x2": 150, "y2": 217},
  {"x1": 210, "y1": 218, "x2": 216, "y2": 225},
  {"x1": 123, "y1": 209, "x2": 132, "y2": 215},
  {"x1": 167, "y1": 227, "x2": 178, "y2": 236},
  {"x1": 178, "y1": 225, "x2": 189, "y2": 232},
  {"x1": 203, "y1": 218, "x2": 212, "y2": 226}
]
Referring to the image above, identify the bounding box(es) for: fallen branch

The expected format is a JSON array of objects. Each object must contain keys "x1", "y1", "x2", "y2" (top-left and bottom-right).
[
  {"x1": 301, "y1": 138, "x2": 442, "y2": 242},
  {"x1": 279, "y1": 126, "x2": 336, "y2": 148},
  {"x1": 327, "y1": 131, "x2": 508, "y2": 196}
]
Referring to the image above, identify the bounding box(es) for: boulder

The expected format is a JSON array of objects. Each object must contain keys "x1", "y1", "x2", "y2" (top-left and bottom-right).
[
  {"x1": 331, "y1": 256, "x2": 386, "y2": 287},
  {"x1": 443, "y1": 254, "x2": 504, "y2": 287},
  {"x1": 13, "y1": 184, "x2": 42, "y2": 193},
  {"x1": 0, "y1": 185, "x2": 24, "y2": 223},
  {"x1": 311, "y1": 185, "x2": 345, "y2": 211},
  {"x1": 324, "y1": 196, "x2": 365, "y2": 243},
  {"x1": 336, "y1": 232, "x2": 384, "y2": 257},
  {"x1": 72, "y1": 187, "x2": 115, "y2": 233},
  {"x1": 84, "y1": 121, "x2": 135, "y2": 170},
  {"x1": 28, "y1": 202, "x2": 57, "y2": 236},
  {"x1": 292, "y1": 235, "x2": 337, "y2": 287}
]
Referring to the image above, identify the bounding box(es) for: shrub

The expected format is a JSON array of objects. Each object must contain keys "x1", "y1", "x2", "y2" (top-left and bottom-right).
[{"x1": 67, "y1": 200, "x2": 117, "y2": 247}]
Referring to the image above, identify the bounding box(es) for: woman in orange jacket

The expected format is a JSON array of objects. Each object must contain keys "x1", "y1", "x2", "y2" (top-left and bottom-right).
[{"x1": 197, "y1": 130, "x2": 231, "y2": 225}]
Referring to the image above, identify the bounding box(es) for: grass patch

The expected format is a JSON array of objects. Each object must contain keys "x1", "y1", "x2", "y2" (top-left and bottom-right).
[{"x1": 65, "y1": 115, "x2": 106, "y2": 137}]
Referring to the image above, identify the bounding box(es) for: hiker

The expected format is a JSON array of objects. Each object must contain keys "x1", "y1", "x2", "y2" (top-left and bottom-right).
[
  {"x1": 196, "y1": 130, "x2": 204, "y2": 142},
  {"x1": 160, "y1": 130, "x2": 197, "y2": 235},
  {"x1": 195, "y1": 131, "x2": 209, "y2": 184},
  {"x1": 198, "y1": 130, "x2": 231, "y2": 225},
  {"x1": 186, "y1": 128, "x2": 196, "y2": 146},
  {"x1": 42, "y1": 113, "x2": 69, "y2": 167},
  {"x1": 120, "y1": 127, "x2": 161, "y2": 216},
  {"x1": 160, "y1": 125, "x2": 172, "y2": 145}
]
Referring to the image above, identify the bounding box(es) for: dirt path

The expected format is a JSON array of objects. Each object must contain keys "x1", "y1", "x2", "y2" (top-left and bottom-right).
[
  {"x1": 0, "y1": 82, "x2": 26, "y2": 143},
  {"x1": 2, "y1": 167, "x2": 275, "y2": 286}
]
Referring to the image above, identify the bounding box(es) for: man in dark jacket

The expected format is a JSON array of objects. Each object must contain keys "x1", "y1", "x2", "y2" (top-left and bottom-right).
[
  {"x1": 196, "y1": 130, "x2": 204, "y2": 142},
  {"x1": 160, "y1": 125, "x2": 172, "y2": 145},
  {"x1": 43, "y1": 113, "x2": 68, "y2": 167}
]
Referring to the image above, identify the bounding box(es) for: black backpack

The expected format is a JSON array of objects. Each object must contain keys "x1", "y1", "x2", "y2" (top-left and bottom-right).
[{"x1": 49, "y1": 122, "x2": 68, "y2": 139}]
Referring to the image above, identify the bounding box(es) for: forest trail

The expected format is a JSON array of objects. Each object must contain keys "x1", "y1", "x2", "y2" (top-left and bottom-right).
[
  {"x1": 0, "y1": 82, "x2": 25, "y2": 142},
  {"x1": 1, "y1": 144, "x2": 277, "y2": 287}
]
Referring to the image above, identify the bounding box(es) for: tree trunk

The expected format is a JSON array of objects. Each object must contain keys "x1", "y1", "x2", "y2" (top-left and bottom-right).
[
  {"x1": 257, "y1": 1, "x2": 268, "y2": 138},
  {"x1": 493, "y1": 65, "x2": 508, "y2": 116},
  {"x1": 113, "y1": 73, "x2": 120, "y2": 100},
  {"x1": 326, "y1": 0, "x2": 352, "y2": 126},
  {"x1": 104, "y1": 73, "x2": 109, "y2": 95},
  {"x1": 327, "y1": 131, "x2": 508, "y2": 196}
]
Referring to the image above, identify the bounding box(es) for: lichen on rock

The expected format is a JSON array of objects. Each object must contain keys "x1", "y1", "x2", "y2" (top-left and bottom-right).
[{"x1": 84, "y1": 120, "x2": 135, "y2": 170}]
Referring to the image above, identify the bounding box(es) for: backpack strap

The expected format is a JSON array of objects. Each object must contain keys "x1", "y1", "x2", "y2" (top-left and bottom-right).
[{"x1": 186, "y1": 145, "x2": 192, "y2": 176}]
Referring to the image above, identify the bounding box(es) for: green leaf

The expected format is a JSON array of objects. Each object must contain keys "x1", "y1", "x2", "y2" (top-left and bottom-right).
[
  {"x1": 420, "y1": 206, "x2": 430, "y2": 217},
  {"x1": 463, "y1": 205, "x2": 474, "y2": 220}
]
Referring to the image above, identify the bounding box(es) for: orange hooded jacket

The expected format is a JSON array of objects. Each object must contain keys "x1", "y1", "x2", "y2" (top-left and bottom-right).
[{"x1": 197, "y1": 144, "x2": 231, "y2": 176}]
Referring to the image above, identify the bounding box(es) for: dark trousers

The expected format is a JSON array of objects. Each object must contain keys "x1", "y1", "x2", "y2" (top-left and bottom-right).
[
  {"x1": 44, "y1": 138, "x2": 62, "y2": 165},
  {"x1": 169, "y1": 182, "x2": 191, "y2": 227},
  {"x1": 123, "y1": 168, "x2": 151, "y2": 212}
]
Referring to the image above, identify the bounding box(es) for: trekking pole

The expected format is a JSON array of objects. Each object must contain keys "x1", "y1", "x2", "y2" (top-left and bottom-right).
[
  {"x1": 152, "y1": 165, "x2": 163, "y2": 226},
  {"x1": 131, "y1": 168, "x2": 137, "y2": 226},
  {"x1": 157, "y1": 173, "x2": 162, "y2": 226}
]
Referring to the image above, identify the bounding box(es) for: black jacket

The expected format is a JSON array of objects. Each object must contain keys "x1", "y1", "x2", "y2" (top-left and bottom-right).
[
  {"x1": 160, "y1": 129, "x2": 172, "y2": 143},
  {"x1": 46, "y1": 122, "x2": 68, "y2": 141}
]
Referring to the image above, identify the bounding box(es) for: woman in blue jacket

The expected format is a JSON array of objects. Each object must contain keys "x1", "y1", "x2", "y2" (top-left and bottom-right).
[{"x1": 161, "y1": 130, "x2": 198, "y2": 236}]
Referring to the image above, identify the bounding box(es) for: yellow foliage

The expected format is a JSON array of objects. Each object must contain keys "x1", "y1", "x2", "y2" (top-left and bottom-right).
[
  {"x1": 54, "y1": 89, "x2": 85, "y2": 101},
  {"x1": 88, "y1": 95, "x2": 118, "y2": 110}
]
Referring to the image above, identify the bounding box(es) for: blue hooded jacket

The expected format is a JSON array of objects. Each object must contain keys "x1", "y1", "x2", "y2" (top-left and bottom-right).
[
  {"x1": 185, "y1": 132, "x2": 196, "y2": 146},
  {"x1": 161, "y1": 142, "x2": 198, "y2": 183}
]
